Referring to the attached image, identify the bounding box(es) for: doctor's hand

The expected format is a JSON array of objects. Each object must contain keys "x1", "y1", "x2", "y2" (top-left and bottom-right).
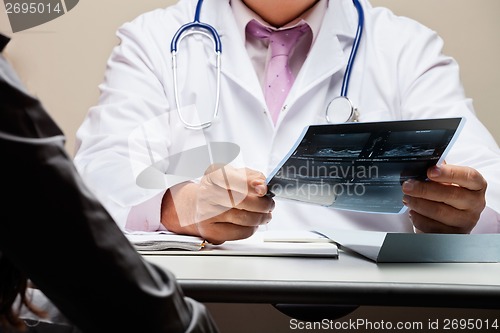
[
  {"x1": 161, "y1": 165, "x2": 275, "y2": 245},
  {"x1": 402, "y1": 163, "x2": 487, "y2": 234}
]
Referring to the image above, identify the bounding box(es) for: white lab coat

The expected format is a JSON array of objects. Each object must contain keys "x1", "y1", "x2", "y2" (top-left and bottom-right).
[{"x1": 74, "y1": 0, "x2": 500, "y2": 234}]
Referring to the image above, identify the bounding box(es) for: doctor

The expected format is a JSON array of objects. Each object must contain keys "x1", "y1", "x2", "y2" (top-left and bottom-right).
[{"x1": 74, "y1": 0, "x2": 500, "y2": 244}]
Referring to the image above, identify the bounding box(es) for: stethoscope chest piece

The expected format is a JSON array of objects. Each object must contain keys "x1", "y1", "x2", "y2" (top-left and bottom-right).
[{"x1": 325, "y1": 96, "x2": 359, "y2": 124}]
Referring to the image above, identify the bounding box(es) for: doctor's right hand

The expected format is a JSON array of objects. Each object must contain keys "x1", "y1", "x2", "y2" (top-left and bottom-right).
[{"x1": 160, "y1": 165, "x2": 275, "y2": 244}]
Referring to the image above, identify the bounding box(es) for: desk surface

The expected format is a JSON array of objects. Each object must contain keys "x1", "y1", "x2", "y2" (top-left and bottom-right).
[{"x1": 144, "y1": 250, "x2": 500, "y2": 309}]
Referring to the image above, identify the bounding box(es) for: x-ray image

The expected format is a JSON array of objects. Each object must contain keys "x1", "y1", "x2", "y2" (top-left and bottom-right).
[{"x1": 267, "y1": 118, "x2": 464, "y2": 214}]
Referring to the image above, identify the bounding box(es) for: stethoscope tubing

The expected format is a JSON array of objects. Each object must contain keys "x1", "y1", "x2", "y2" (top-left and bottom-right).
[
  {"x1": 170, "y1": 0, "x2": 222, "y2": 129},
  {"x1": 170, "y1": 0, "x2": 364, "y2": 128},
  {"x1": 341, "y1": 0, "x2": 364, "y2": 98},
  {"x1": 170, "y1": 0, "x2": 222, "y2": 53}
]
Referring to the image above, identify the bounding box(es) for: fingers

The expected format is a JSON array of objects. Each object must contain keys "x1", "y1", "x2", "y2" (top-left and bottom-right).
[
  {"x1": 402, "y1": 164, "x2": 486, "y2": 213},
  {"x1": 195, "y1": 192, "x2": 274, "y2": 222},
  {"x1": 403, "y1": 195, "x2": 478, "y2": 233},
  {"x1": 407, "y1": 209, "x2": 467, "y2": 234},
  {"x1": 401, "y1": 164, "x2": 487, "y2": 234},
  {"x1": 402, "y1": 178, "x2": 484, "y2": 211},
  {"x1": 200, "y1": 165, "x2": 271, "y2": 213},
  {"x1": 195, "y1": 165, "x2": 275, "y2": 243},
  {"x1": 201, "y1": 165, "x2": 268, "y2": 212},
  {"x1": 163, "y1": 178, "x2": 274, "y2": 244},
  {"x1": 427, "y1": 164, "x2": 487, "y2": 191},
  {"x1": 204, "y1": 165, "x2": 268, "y2": 198},
  {"x1": 234, "y1": 192, "x2": 275, "y2": 213},
  {"x1": 198, "y1": 178, "x2": 272, "y2": 210},
  {"x1": 197, "y1": 209, "x2": 273, "y2": 245},
  {"x1": 199, "y1": 224, "x2": 258, "y2": 245}
]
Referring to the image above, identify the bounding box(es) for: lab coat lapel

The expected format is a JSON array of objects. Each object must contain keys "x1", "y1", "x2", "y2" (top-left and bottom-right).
[
  {"x1": 203, "y1": 0, "x2": 264, "y2": 102},
  {"x1": 292, "y1": 0, "x2": 359, "y2": 97}
]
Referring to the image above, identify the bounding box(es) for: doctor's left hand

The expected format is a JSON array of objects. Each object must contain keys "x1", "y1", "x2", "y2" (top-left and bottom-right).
[
  {"x1": 161, "y1": 164, "x2": 275, "y2": 245},
  {"x1": 401, "y1": 163, "x2": 487, "y2": 233}
]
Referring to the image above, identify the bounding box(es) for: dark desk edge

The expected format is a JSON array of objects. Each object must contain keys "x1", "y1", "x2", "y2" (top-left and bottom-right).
[{"x1": 179, "y1": 280, "x2": 500, "y2": 309}]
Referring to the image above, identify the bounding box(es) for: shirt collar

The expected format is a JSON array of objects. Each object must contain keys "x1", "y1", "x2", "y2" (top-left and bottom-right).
[{"x1": 231, "y1": 0, "x2": 327, "y2": 43}]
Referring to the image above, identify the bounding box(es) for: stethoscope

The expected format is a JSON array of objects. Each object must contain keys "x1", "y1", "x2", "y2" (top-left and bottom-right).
[{"x1": 170, "y1": 0, "x2": 364, "y2": 129}]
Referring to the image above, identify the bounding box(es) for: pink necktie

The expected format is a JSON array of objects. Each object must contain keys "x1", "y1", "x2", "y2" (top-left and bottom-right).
[{"x1": 247, "y1": 20, "x2": 307, "y2": 125}]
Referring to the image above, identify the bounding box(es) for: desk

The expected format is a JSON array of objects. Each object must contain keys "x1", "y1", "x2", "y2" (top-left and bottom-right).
[{"x1": 144, "y1": 250, "x2": 500, "y2": 309}]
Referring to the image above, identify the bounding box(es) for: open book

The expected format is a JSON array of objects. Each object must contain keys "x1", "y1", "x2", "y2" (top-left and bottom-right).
[
  {"x1": 266, "y1": 118, "x2": 464, "y2": 214},
  {"x1": 125, "y1": 231, "x2": 206, "y2": 251},
  {"x1": 126, "y1": 230, "x2": 338, "y2": 257}
]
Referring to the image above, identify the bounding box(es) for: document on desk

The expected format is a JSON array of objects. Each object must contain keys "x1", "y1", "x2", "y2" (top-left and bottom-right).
[
  {"x1": 315, "y1": 228, "x2": 500, "y2": 263},
  {"x1": 266, "y1": 118, "x2": 464, "y2": 214},
  {"x1": 138, "y1": 230, "x2": 338, "y2": 258}
]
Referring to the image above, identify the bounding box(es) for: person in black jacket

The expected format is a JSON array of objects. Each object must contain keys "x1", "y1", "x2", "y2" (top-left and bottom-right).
[{"x1": 0, "y1": 33, "x2": 219, "y2": 333}]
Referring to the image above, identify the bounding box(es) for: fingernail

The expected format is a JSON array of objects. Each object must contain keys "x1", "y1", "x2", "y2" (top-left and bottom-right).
[
  {"x1": 429, "y1": 166, "x2": 441, "y2": 178},
  {"x1": 251, "y1": 179, "x2": 266, "y2": 194},
  {"x1": 402, "y1": 194, "x2": 410, "y2": 206},
  {"x1": 254, "y1": 184, "x2": 267, "y2": 196},
  {"x1": 402, "y1": 179, "x2": 414, "y2": 192}
]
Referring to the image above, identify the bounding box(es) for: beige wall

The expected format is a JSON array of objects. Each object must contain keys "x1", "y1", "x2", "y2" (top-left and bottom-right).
[{"x1": 1, "y1": 0, "x2": 499, "y2": 156}]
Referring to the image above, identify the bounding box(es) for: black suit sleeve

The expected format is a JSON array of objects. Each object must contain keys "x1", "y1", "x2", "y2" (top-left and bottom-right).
[{"x1": 0, "y1": 36, "x2": 219, "y2": 333}]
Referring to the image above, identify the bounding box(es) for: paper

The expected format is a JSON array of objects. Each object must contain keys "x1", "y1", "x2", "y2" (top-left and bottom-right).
[
  {"x1": 125, "y1": 231, "x2": 205, "y2": 251},
  {"x1": 139, "y1": 230, "x2": 338, "y2": 258},
  {"x1": 314, "y1": 229, "x2": 386, "y2": 261},
  {"x1": 266, "y1": 118, "x2": 464, "y2": 214},
  {"x1": 261, "y1": 230, "x2": 333, "y2": 243},
  {"x1": 315, "y1": 228, "x2": 500, "y2": 263}
]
